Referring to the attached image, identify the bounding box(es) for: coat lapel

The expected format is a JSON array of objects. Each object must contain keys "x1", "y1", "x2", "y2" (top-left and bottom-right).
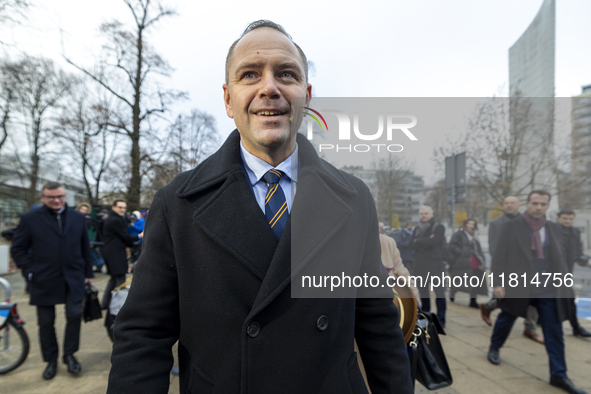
[
  {"x1": 62, "y1": 207, "x2": 76, "y2": 237},
  {"x1": 249, "y1": 134, "x2": 356, "y2": 314},
  {"x1": 38, "y1": 206, "x2": 60, "y2": 236},
  {"x1": 514, "y1": 216, "x2": 534, "y2": 263},
  {"x1": 177, "y1": 130, "x2": 278, "y2": 281}
]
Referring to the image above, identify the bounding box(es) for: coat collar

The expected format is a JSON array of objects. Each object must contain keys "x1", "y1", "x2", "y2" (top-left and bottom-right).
[
  {"x1": 514, "y1": 216, "x2": 562, "y2": 265},
  {"x1": 38, "y1": 204, "x2": 74, "y2": 237},
  {"x1": 176, "y1": 130, "x2": 357, "y2": 199},
  {"x1": 176, "y1": 130, "x2": 359, "y2": 311}
]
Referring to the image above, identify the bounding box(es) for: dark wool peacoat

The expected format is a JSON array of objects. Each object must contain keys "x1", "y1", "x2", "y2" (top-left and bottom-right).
[
  {"x1": 10, "y1": 205, "x2": 93, "y2": 306},
  {"x1": 560, "y1": 226, "x2": 584, "y2": 273},
  {"x1": 491, "y1": 215, "x2": 574, "y2": 320},
  {"x1": 448, "y1": 229, "x2": 487, "y2": 296},
  {"x1": 102, "y1": 211, "x2": 139, "y2": 276},
  {"x1": 107, "y1": 130, "x2": 413, "y2": 394},
  {"x1": 488, "y1": 212, "x2": 518, "y2": 259}
]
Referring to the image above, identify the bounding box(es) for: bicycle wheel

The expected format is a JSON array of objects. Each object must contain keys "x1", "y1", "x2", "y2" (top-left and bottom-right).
[{"x1": 0, "y1": 319, "x2": 30, "y2": 374}]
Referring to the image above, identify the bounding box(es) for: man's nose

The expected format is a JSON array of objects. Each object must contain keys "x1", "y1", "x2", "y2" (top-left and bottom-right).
[{"x1": 258, "y1": 73, "x2": 281, "y2": 99}]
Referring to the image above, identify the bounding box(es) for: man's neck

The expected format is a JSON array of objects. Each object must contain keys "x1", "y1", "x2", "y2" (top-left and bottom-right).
[
  {"x1": 45, "y1": 204, "x2": 65, "y2": 214},
  {"x1": 240, "y1": 140, "x2": 296, "y2": 167}
]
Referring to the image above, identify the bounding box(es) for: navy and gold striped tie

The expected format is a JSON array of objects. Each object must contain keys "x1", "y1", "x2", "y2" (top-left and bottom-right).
[{"x1": 263, "y1": 169, "x2": 288, "y2": 240}]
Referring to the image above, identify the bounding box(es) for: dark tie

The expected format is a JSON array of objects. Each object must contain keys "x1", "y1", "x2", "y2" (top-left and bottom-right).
[
  {"x1": 57, "y1": 213, "x2": 62, "y2": 234},
  {"x1": 263, "y1": 169, "x2": 288, "y2": 240}
]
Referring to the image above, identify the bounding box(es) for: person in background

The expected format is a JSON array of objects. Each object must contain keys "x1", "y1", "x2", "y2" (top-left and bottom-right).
[
  {"x1": 448, "y1": 218, "x2": 487, "y2": 308},
  {"x1": 480, "y1": 196, "x2": 543, "y2": 344},
  {"x1": 379, "y1": 232, "x2": 419, "y2": 300},
  {"x1": 76, "y1": 202, "x2": 104, "y2": 273},
  {"x1": 101, "y1": 200, "x2": 142, "y2": 309},
  {"x1": 556, "y1": 209, "x2": 591, "y2": 338},
  {"x1": 488, "y1": 190, "x2": 586, "y2": 394},
  {"x1": 128, "y1": 210, "x2": 145, "y2": 265},
  {"x1": 11, "y1": 182, "x2": 93, "y2": 379},
  {"x1": 395, "y1": 221, "x2": 415, "y2": 275},
  {"x1": 412, "y1": 205, "x2": 446, "y2": 327}
]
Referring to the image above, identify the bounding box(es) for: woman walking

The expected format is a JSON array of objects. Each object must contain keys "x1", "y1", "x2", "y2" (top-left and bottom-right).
[{"x1": 448, "y1": 218, "x2": 487, "y2": 308}]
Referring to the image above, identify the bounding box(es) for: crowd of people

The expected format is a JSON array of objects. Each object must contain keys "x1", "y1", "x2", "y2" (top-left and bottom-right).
[{"x1": 382, "y1": 191, "x2": 591, "y2": 394}]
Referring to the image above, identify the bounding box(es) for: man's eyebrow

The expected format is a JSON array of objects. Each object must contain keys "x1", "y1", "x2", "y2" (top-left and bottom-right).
[
  {"x1": 233, "y1": 61, "x2": 264, "y2": 74},
  {"x1": 232, "y1": 61, "x2": 303, "y2": 75}
]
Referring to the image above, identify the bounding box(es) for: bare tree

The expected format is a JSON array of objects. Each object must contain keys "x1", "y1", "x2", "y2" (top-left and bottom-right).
[
  {"x1": 141, "y1": 109, "x2": 220, "y2": 203},
  {"x1": 424, "y1": 179, "x2": 451, "y2": 226},
  {"x1": 0, "y1": 60, "x2": 17, "y2": 154},
  {"x1": 0, "y1": 0, "x2": 30, "y2": 45},
  {"x1": 4, "y1": 56, "x2": 74, "y2": 207},
  {"x1": 55, "y1": 82, "x2": 120, "y2": 205},
  {"x1": 64, "y1": 0, "x2": 186, "y2": 210},
  {"x1": 373, "y1": 155, "x2": 413, "y2": 227},
  {"x1": 165, "y1": 110, "x2": 219, "y2": 174},
  {"x1": 435, "y1": 95, "x2": 557, "y2": 207}
]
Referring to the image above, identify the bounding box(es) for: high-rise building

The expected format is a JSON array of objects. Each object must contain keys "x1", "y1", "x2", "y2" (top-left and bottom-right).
[
  {"x1": 508, "y1": 0, "x2": 557, "y2": 206},
  {"x1": 570, "y1": 85, "x2": 591, "y2": 207},
  {"x1": 509, "y1": 0, "x2": 555, "y2": 97}
]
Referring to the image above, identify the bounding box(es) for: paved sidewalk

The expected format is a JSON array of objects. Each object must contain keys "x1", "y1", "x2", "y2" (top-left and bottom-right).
[
  {"x1": 0, "y1": 271, "x2": 180, "y2": 394},
  {"x1": 1, "y1": 272, "x2": 590, "y2": 393}
]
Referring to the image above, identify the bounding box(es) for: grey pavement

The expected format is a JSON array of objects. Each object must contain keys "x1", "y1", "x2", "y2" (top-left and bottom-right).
[{"x1": 1, "y1": 271, "x2": 590, "y2": 394}]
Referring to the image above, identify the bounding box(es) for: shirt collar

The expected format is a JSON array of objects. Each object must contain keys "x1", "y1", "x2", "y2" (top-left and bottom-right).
[{"x1": 239, "y1": 141, "x2": 299, "y2": 185}]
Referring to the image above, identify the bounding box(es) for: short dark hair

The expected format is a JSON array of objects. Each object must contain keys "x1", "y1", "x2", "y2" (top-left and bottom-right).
[
  {"x1": 557, "y1": 209, "x2": 575, "y2": 217},
  {"x1": 526, "y1": 190, "x2": 551, "y2": 202},
  {"x1": 112, "y1": 199, "x2": 126, "y2": 207},
  {"x1": 225, "y1": 20, "x2": 308, "y2": 85},
  {"x1": 41, "y1": 181, "x2": 63, "y2": 193}
]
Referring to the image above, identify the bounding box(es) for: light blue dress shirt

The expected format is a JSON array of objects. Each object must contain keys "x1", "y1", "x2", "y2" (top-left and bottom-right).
[{"x1": 239, "y1": 141, "x2": 298, "y2": 214}]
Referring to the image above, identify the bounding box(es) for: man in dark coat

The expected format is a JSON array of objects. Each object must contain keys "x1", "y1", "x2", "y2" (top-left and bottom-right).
[
  {"x1": 480, "y1": 196, "x2": 543, "y2": 344},
  {"x1": 488, "y1": 190, "x2": 586, "y2": 394},
  {"x1": 107, "y1": 20, "x2": 412, "y2": 394},
  {"x1": 100, "y1": 199, "x2": 142, "y2": 309},
  {"x1": 411, "y1": 205, "x2": 446, "y2": 326},
  {"x1": 556, "y1": 209, "x2": 591, "y2": 338},
  {"x1": 395, "y1": 222, "x2": 415, "y2": 275},
  {"x1": 11, "y1": 182, "x2": 93, "y2": 379}
]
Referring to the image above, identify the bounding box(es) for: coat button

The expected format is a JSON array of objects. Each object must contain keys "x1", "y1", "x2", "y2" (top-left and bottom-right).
[
  {"x1": 247, "y1": 322, "x2": 260, "y2": 337},
  {"x1": 317, "y1": 315, "x2": 329, "y2": 331}
]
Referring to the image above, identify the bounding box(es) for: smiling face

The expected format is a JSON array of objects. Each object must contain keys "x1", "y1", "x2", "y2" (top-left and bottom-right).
[{"x1": 223, "y1": 27, "x2": 312, "y2": 166}]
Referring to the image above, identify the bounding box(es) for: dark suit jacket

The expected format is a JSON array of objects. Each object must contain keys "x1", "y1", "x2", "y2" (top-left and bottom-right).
[
  {"x1": 561, "y1": 226, "x2": 583, "y2": 273},
  {"x1": 102, "y1": 211, "x2": 139, "y2": 276},
  {"x1": 10, "y1": 205, "x2": 93, "y2": 306},
  {"x1": 107, "y1": 130, "x2": 412, "y2": 394},
  {"x1": 488, "y1": 213, "x2": 517, "y2": 259},
  {"x1": 491, "y1": 215, "x2": 573, "y2": 320}
]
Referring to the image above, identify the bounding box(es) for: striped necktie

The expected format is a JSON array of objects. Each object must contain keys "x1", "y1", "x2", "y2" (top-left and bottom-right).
[{"x1": 263, "y1": 169, "x2": 288, "y2": 240}]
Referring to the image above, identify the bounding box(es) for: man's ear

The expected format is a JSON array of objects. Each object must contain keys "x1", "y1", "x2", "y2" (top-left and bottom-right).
[
  {"x1": 304, "y1": 83, "x2": 312, "y2": 107},
  {"x1": 223, "y1": 83, "x2": 234, "y2": 119}
]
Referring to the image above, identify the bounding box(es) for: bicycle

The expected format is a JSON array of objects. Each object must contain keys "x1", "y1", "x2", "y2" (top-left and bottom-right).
[{"x1": 0, "y1": 277, "x2": 29, "y2": 374}]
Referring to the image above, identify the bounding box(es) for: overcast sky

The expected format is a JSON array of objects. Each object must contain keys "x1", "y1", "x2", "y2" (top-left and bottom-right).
[{"x1": 4, "y1": 0, "x2": 590, "y2": 183}]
